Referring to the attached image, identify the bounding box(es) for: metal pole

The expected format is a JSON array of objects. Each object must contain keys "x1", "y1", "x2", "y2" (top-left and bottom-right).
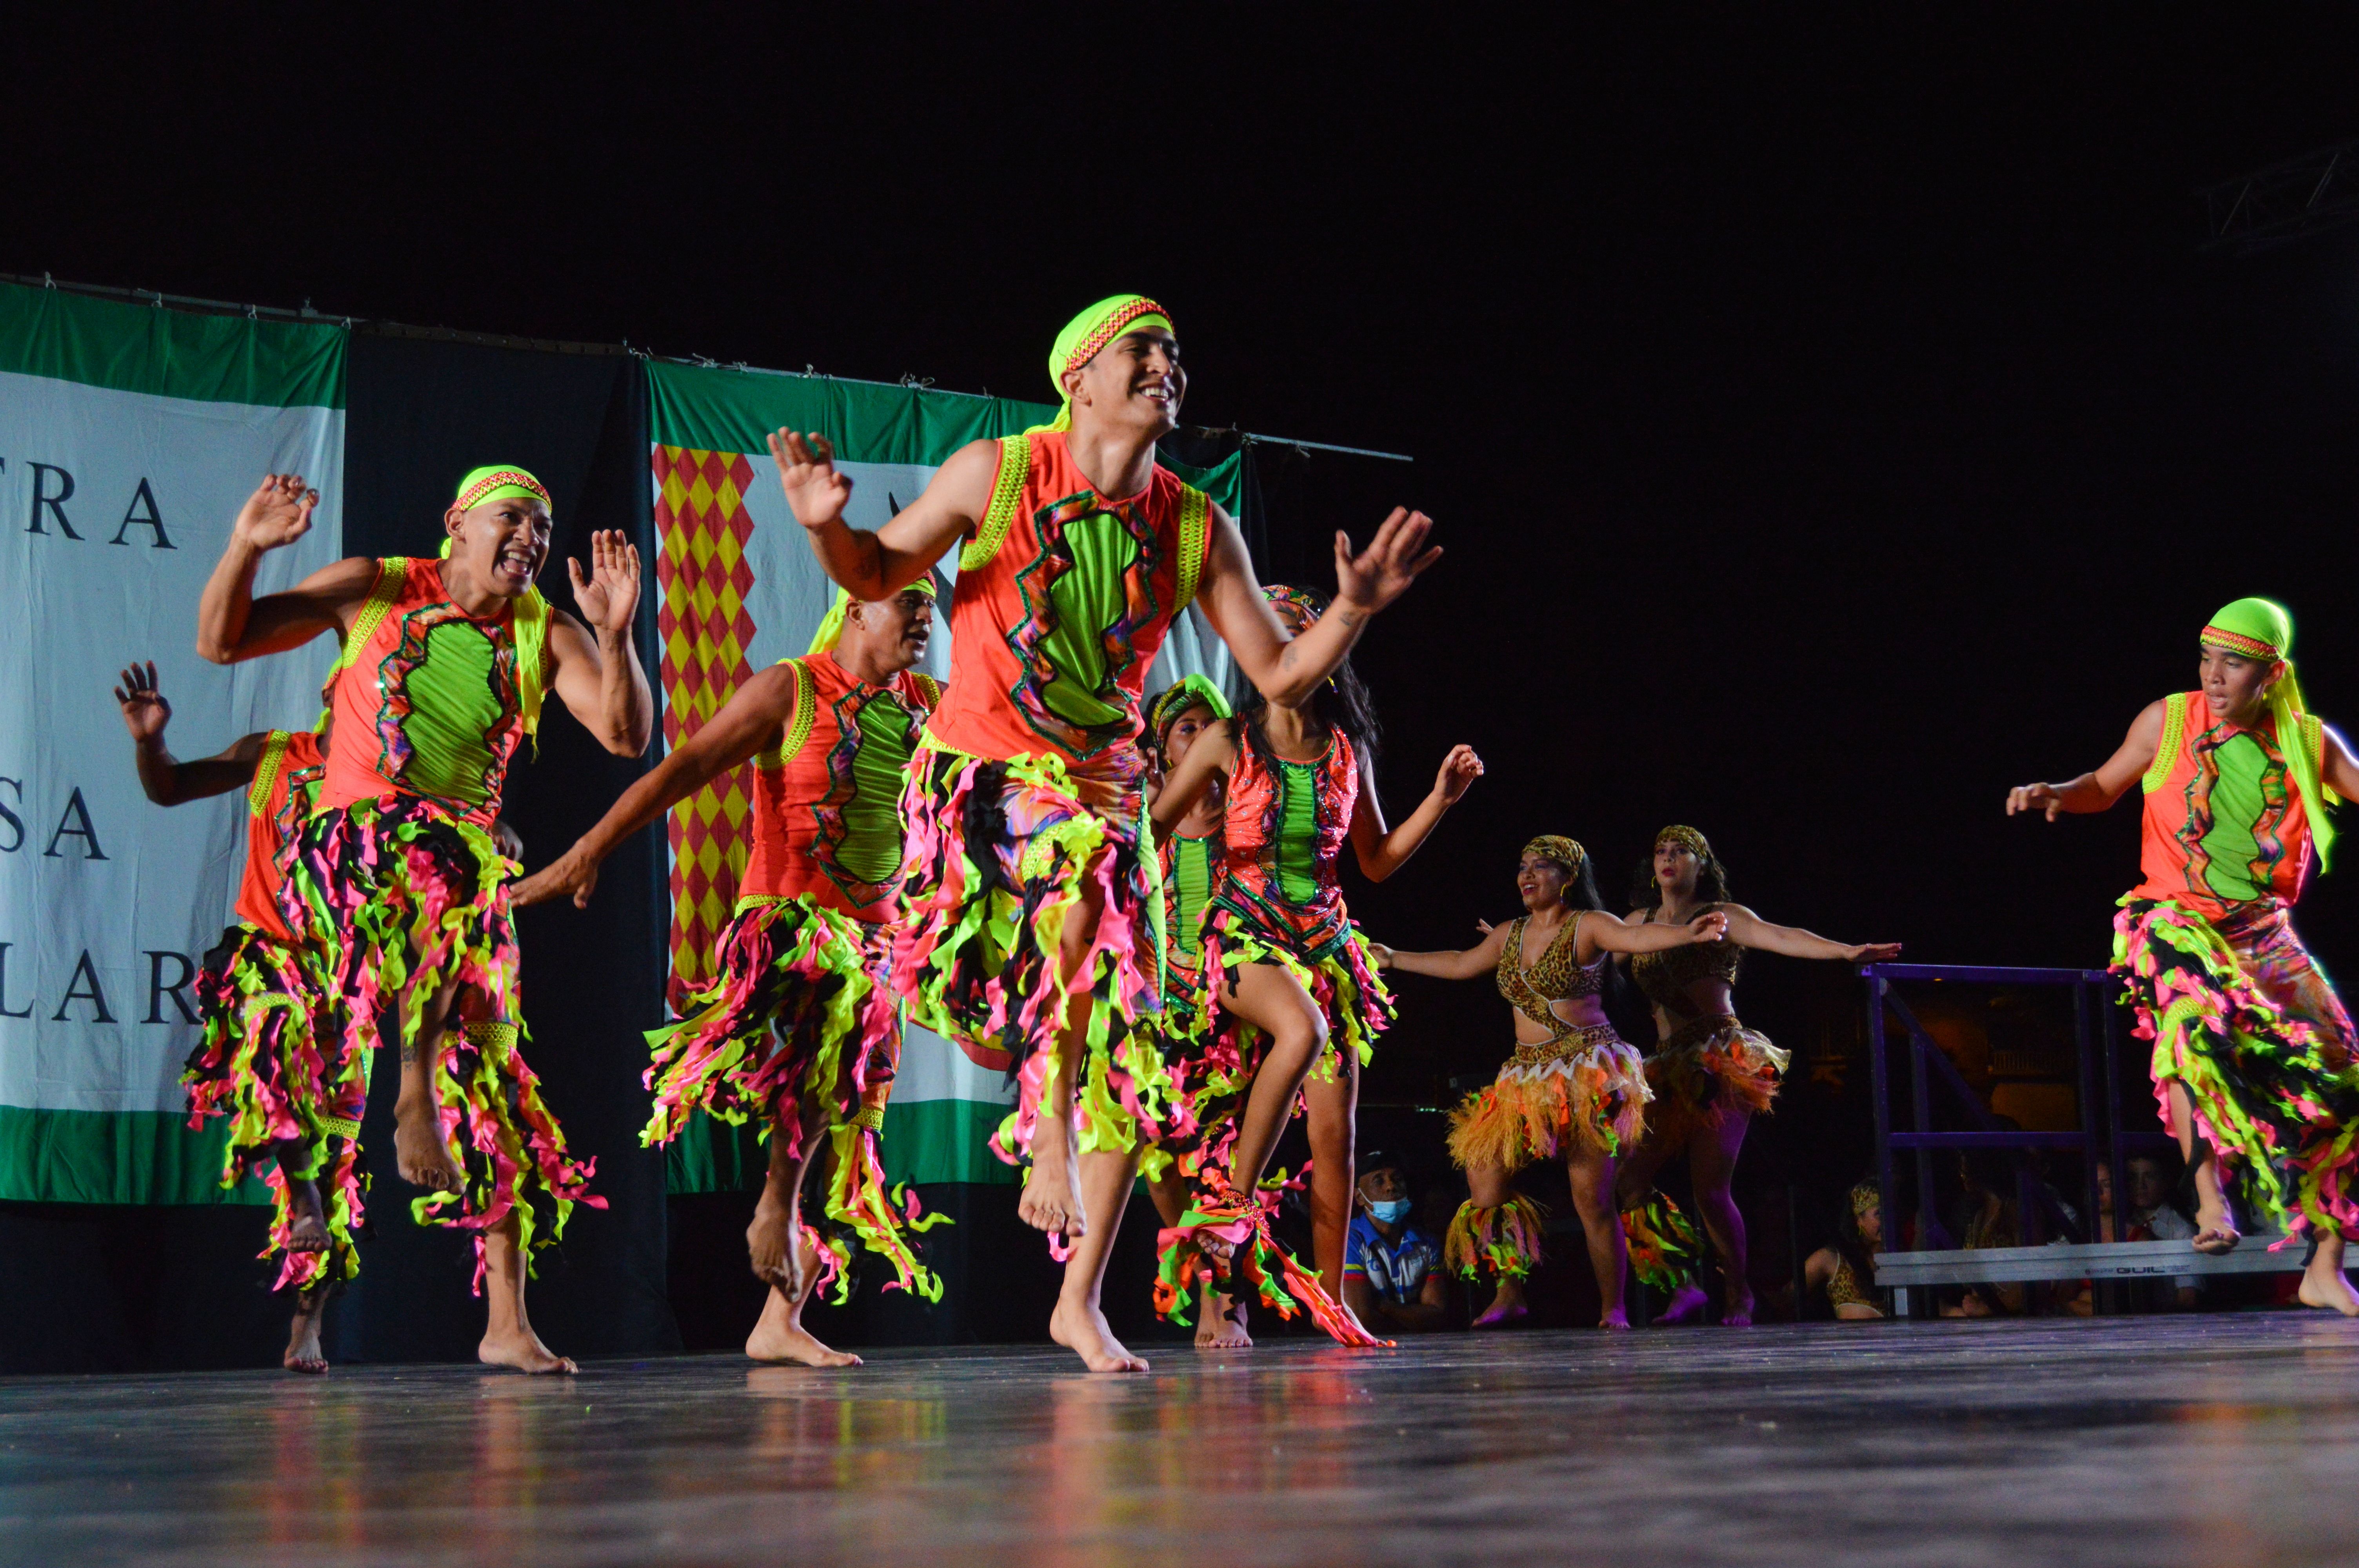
[
  {"x1": 2071, "y1": 979, "x2": 2104, "y2": 1313},
  {"x1": 2102, "y1": 973, "x2": 2132, "y2": 1314},
  {"x1": 1868, "y1": 972, "x2": 1896, "y2": 1308},
  {"x1": 1910, "y1": 988, "x2": 1939, "y2": 1289}
]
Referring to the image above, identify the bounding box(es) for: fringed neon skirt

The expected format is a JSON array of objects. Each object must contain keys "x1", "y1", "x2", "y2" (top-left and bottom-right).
[
  {"x1": 1644, "y1": 1014, "x2": 1789, "y2": 1143},
  {"x1": 2114, "y1": 895, "x2": 2359, "y2": 1239},
  {"x1": 1447, "y1": 1024, "x2": 1650, "y2": 1171},
  {"x1": 182, "y1": 922, "x2": 367, "y2": 1294},
  {"x1": 286, "y1": 795, "x2": 600, "y2": 1285},
  {"x1": 647, "y1": 896, "x2": 943, "y2": 1299},
  {"x1": 1154, "y1": 1170, "x2": 1386, "y2": 1345},
  {"x1": 1445, "y1": 1193, "x2": 1548, "y2": 1281},
  {"x1": 891, "y1": 742, "x2": 1190, "y2": 1176}
]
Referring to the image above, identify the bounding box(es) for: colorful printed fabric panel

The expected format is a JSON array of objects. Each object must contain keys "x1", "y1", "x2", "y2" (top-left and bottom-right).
[
  {"x1": 1211, "y1": 727, "x2": 1359, "y2": 959},
  {"x1": 2138, "y1": 691, "x2": 2315, "y2": 916}
]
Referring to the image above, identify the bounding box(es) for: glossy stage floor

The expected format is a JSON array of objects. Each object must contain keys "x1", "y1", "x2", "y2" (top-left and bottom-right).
[{"x1": 8, "y1": 1313, "x2": 2359, "y2": 1566}]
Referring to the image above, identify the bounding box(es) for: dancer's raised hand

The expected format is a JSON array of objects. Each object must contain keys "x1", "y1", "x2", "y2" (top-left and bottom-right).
[
  {"x1": 232, "y1": 474, "x2": 317, "y2": 553},
  {"x1": 1432, "y1": 744, "x2": 1484, "y2": 805},
  {"x1": 113, "y1": 660, "x2": 170, "y2": 742},
  {"x1": 1333, "y1": 507, "x2": 1441, "y2": 614},
  {"x1": 569, "y1": 530, "x2": 642, "y2": 635},
  {"x1": 2006, "y1": 782, "x2": 2066, "y2": 821},
  {"x1": 769, "y1": 429, "x2": 854, "y2": 531},
  {"x1": 513, "y1": 846, "x2": 600, "y2": 909}
]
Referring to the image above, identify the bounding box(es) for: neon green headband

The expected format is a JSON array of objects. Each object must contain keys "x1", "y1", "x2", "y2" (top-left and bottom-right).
[
  {"x1": 807, "y1": 578, "x2": 938, "y2": 657},
  {"x1": 453, "y1": 465, "x2": 551, "y2": 514},
  {"x1": 2200, "y1": 596, "x2": 2336, "y2": 870},
  {"x1": 1036, "y1": 294, "x2": 1173, "y2": 434},
  {"x1": 1149, "y1": 675, "x2": 1232, "y2": 749}
]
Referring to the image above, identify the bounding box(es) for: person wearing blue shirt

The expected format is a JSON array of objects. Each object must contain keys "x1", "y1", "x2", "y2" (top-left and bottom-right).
[{"x1": 1341, "y1": 1154, "x2": 1449, "y2": 1332}]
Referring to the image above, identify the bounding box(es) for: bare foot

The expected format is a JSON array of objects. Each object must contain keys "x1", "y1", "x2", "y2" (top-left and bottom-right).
[
  {"x1": 1721, "y1": 1289, "x2": 1756, "y2": 1327},
  {"x1": 284, "y1": 1176, "x2": 329, "y2": 1254},
  {"x1": 283, "y1": 1291, "x2": 328, "y2": 1374},
  {"x1": 1018, "y1": 1122, "x2": 1087, "y2": 1239},
  {"x1": 746, "y1": 1285, "x2": 863, "y2": 1366},
  {"x1": 393, "y1": 1094, "x2": 462, "y2": 1192},
  {"x1": 1473, "y1": 1284, "x2": 1529, "y2": 1328},
  {"x1": 2192, "y1": 1201, "x2": 2241, "y2": 1256},
  {"x1": 745, "y1": 1186, "x2": 805, "y2": 1298},
  {"x1": 478, "y1": 1325, "x2": 576, "y2": 1375},
  {"x1": 1652, "y1": 1284, "x2": 1709, "y2": 1325},
  {"x1": 1598, "y1": 1309, "x2": 1631, "y2": 1331},
  {"x1": 1195, "y1": 1289, "x2": 1252, "y2": 1350},
  {"x1": 2299, "y1": 1245, "x2": 2359, "y2": 1316},
  {"x1": 1050, "y1": 1296, "x2": 1148, "y2": 1372}
]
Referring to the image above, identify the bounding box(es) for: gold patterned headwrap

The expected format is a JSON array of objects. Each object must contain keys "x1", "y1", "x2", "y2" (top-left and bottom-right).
[
  {"x1": 1849, "y1": 1180, "x2": 1881, "y2": 1218},
  {"x1": 1655, "y1": 824, "x2": 1712, "y2": 860},
  {"x1": 1523, "y1": 835, "x2": 1586, "y2": 875}
]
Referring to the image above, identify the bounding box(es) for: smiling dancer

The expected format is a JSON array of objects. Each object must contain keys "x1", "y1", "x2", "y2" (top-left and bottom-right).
[
  {"x1": 773, "y1": 293, "x2": 1441, "y2": 1371},
  {"x1": 1372, "y1": 837, "x2": 1726, "y2": 1329},
  {"x1": 116, "y1": 661, "x2": 351, "y2": 1372},
  {"x1": 1150, "y1": 584, "x2": 1482, "y2": 1345},
  {"x1": 1614, "y1": 826, "x2": 1901, "y2": 1326},
  {"x1": 515, "y1": 582, "x2": 947, "y2": 1365},
  {"x1": 1138, "y1": 675, "x2": 1255, "y2": 1348},
  {"x1": 195, "y1": 466, "x2": 650, "y2": 1373},
  {"x1": 2007, "y1": 597, "x2": 2359, "y2": 1313}
]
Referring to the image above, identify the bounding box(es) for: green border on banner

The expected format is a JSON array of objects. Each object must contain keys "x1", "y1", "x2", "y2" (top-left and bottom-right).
[
  {"x1": 0, "y1": 1107, "x2": 270, "y2": 1205},
  {"x1": 644, "y1": 362, "x2": 1243, "y2": 518},
  {"x1": 0, "y1": 280, "x2": 346, "y2": 408}
]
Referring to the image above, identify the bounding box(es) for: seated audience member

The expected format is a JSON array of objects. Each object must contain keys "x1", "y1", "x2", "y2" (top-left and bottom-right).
[
  {"x1": 1804, "y1": 1179, "x2": 1888, "y2": 1320},
  {"x1": 1343, "y1": 1155, "x2": 1449, "y2": 1334},
  {"x1": 2125, "y1": 1154, "x2": 2201, "y2": 1308},
  {"x1": 1943, "y1": 1149, "x2": 2025, "y2": 1317}
]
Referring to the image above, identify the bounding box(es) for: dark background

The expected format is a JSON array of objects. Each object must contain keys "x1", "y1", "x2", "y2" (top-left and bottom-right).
[{"x1": 9, "y1": 10, "x2": 2359, "y2": 1361}]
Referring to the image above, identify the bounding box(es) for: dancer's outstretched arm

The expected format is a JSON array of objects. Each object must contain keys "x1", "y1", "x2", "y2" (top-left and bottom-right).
[
  {"x1": 1196, "y1": 504, "x2": 1440, "y2": 708},
  {"x1": 1368, "y1": 920, "x2": 1513, "y2": 980},
  {"x1": 513, "y1": 663, "x2": 801, "y2": 909},
  {"x1": 2322, "y1": 723, "x2": 2359, "y2": 801},
  {"x1": 2006, "y1": 701, "x2": 2165, "y2": 820},
  {"x1": 544, "y1": 531, "x2": 654, "y2": 757},
  {"x1": 1149, "y1": 720, "x2": 1237, "y2": 836},
  {"x1": 113, "y1": 660, "x2": 267, "y2": 805},
  {"x1": 1580, "y1": 909, "x2": 1730, "y2": 954},
  {"x1": 773, "y1": 430, "x2": 990, "y2": 601},
  {"x1": 1716, "y1": 906, "x2": 1901, "y2": 964},
  {"x1": 1348, "y1": 746, "x2": 1483, "y2": 882},
  {"x1": 196, "y1": 475, "x2": 377, "y2": 664}
]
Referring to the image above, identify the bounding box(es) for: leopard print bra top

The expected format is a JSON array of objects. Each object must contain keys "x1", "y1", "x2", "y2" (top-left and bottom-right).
[{"x1": 1496, "y1": 915, "x2": 1606, "y2": 1032}]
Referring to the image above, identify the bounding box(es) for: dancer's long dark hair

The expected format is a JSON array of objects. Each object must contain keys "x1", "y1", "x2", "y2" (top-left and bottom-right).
[
  {"x1": 1627, "y1": 842, "x2": 1731, "y2": 913},
  {"x1": 1234, "y1": 585, "x2": 1381, "y2": 771}
]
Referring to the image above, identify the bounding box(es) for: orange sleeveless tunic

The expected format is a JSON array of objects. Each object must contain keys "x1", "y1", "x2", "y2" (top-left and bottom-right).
[
  {"x1": 321, "y1": 558, "x2": 527, "y2": 830},
  {"x1": 2132, "y1": 690, "x2": 2323, "y2": 920},
  {"x1": 923, "y1": 431, "x2": 1212, "y2": 780},
  {"x1": 234, "y1": 729, "x2": 325, "y2": 942},
  {"x1": 738, "y1": 652, "x2": 940, "y2": 922}
]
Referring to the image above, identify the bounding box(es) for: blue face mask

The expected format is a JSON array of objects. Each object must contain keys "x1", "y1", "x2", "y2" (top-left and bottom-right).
[{"x1": 1367, "y1": 1198, "x2": 1412, "y2": 1225}]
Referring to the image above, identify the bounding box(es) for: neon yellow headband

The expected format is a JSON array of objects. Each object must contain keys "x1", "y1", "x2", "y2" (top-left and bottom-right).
[
  {"x1": 807, "y1": 577, "x2": 938, "y2": 657},
  {"x1": 453, "y1": 465, "x2": 551, "y2": 515},
  {"x1": 2200, "y1": 596, "x2": 2336, "y2": 870},
  {"x1": 1034, "y1": 294, "x2": 1173, "y2": 434}
]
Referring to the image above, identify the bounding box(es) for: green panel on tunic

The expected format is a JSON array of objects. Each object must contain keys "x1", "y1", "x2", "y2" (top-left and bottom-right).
[
  {"x1": 394, "y1": 620, "x2": 502, "y2": 808},
  {"x1": 1274, "y1": 758, "x2": 1321, "y2": 906},
  {"x1": 2199, "y1": 731, "x2": 2284, "y2": 904},
  {"x1": 1036, "y1": 514, "x2": 1139, "y2": 733},
  {"x1": 841, "y1": 695, "x2": 913, "y2": 887}
]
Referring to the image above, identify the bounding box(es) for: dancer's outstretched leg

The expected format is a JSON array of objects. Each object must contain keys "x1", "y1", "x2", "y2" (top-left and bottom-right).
[
  {"x1": 1302, "y1": 1051, "x2": 1361, "y2": 1301},
  {"x1": 2300, "y1": 1230, "x2": 2359, "y2": 1315},
  {"x1": 2167, "y1": 1081, "x2": 2241, "y2": 1254},
  {"x1": 393, "y1": 978, "x2": 464, "y2": 1194},
  {"x1": 1148, "y1": 1169, "x2": 1246, "y2": 1347},
  {"x1": 284, "y1": 1285, "x2": 329, "y2": 1374},
  {"x1": 1567, "y1": 1148, "x2": 1628, "y2": 1329},
  {"x1": 1215, "y1": 964, "x2": 1327, "y2": 1199},
  {"x1": 749, "y1": 1100, "x2": 825, "y2": 1299},
  {"x1": 478, "y1": 1211, "x2": 574, "y2": 1374},
  {"x1": 1050, "y1": 1142, "x2": 1149, "y2": 1372},
  {"x1": 1690, "y1": 1107, "x2": 1754, "y2": 1325},
  {"x1": 1614, "y1": 1134, "x2": 1707, "y2": 1324},
  {"x1": 276, "y1": 1137, "x2": 330, "y2": 1255},
  {"x1": 1461, "y1": 1163, "x2": 1532, "y2": 1327}
]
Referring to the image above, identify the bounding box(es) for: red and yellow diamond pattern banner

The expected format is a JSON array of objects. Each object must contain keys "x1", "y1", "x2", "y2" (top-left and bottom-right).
[{"x1": 653, "y1": 445, "x2": 757, "y2": 1011}]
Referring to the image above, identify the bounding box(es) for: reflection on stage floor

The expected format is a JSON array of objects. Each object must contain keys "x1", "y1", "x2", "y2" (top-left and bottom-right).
[{"x1": 8, "y1": 1313, "x2": 2359, "y2": 1566}]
